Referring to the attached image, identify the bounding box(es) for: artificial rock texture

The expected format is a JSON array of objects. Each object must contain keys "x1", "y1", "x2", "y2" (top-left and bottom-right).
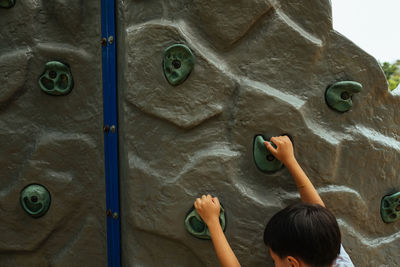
[
  {"x1": 1, "y1": 1, "x2": 400, "y2": 267},
  {"x1": 0, "y1": 1, "x2": 106, "y2": 266},
  {"x1": 117, "y1": 1, "x2": 400, "y2": 266}
]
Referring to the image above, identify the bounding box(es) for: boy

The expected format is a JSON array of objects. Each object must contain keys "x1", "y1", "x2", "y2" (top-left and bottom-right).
[{"x1": 194, "y1": 136, "x2": 354, "y2": 267}]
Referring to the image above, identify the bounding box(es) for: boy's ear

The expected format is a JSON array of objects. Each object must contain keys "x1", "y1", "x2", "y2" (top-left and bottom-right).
[{"x1": 286, "y1": 256, "x2": 300, "y2": 267}]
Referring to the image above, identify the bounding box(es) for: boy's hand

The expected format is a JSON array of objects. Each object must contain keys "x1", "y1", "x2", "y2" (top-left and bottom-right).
[
  {"x1": 194, "y1": 194, "x2": 221, "y2": 227},
  {"x1": 195, "y1": 195, "x2": 241, "y2": 267},
  {"x1": 264, "y1": 136, "x2": 296, "y2": 166}
]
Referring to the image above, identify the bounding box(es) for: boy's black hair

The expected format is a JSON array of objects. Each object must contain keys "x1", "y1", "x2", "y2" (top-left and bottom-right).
[{"x1": 264, "y1": 203, "x2": 341, "y2": 267}]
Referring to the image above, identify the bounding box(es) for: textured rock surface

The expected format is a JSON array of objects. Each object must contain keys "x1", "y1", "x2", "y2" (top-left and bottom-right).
[
  {"x1": 0, "y1": 1, "x2": 106, "y2": 266},
  {"x1": 117, "y1": 1, "x2": 400, "y2": 266},
  {"x1": 1, "y1": 1, "x2": 400, "y2": 267}
]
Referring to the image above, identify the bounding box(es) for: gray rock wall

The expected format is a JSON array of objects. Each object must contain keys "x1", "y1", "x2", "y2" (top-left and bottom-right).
[
  {"x1": 0, "y1": 1, "x2": 106, "y2": 266},
  {"x1": 117, "y1": 0, "x2": 400, "y2": 266},
  {"x1": 1, "y1": 1, "x2": 400, "y2": 267}
]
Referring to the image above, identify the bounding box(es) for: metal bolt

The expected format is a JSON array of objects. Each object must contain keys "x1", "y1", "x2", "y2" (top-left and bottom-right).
[
  {"x1": 101, "y1": 37, "x2": 107, "y2": 46},
  {"x1": 106, "y1": 209, "x2": 112, "y2": 217},
  {"x1": 108, "y1": 36, "x2": 114, "y2": 45},
  {"x1": 341, "y1": 91, "x2": 350, "y2": 100},
  {"x1": 113, "y1": 212, "x2": 118, "y2": 220},
  {"x1": 110, "y1": 125, "x2": 116, "y2": 133},
  {"x1": 49, "y1": 71, "x2": 57, "y2": 79},
  {"x1": 104, "y1": 125, "x2": 110, "y2": 133},
  {"x1": 172, "y1": 59, "x2": 181, "y2": 69}
]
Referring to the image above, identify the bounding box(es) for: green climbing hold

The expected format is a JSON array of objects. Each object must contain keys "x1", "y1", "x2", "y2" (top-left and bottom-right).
[
  {"x1": 253, "y1": 135, "x2": 283, "y2": 173},
  {"x1": 39, "y1": 61, "x2": 74, "y2": 96},
  {"x1": 325, "y1": 81, "x2": 362, "y2": 112},
  {"x1": 20, "y1": 184, "x2": 51, "y2": 218},
  {"x1": 381, "y1": 192, "x2": 400, "y2": 223},
  {"x1": 0, "y1": 0, "x2": 15, "y2": 8},
  {"x1": 185, "y1": 205, "x2": 226, "y2": 240},
  {"x1": 163, "y1": 44, "x2": 194, "y2": 86}
]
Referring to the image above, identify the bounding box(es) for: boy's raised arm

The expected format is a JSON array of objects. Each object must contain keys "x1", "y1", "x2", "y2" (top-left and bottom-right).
[
  {"x1": 265, "y1": 136, "x2": 325, "y2": 207},
  {"x1": 194, "y1": 195, "x2": 241, "y2": 267}
]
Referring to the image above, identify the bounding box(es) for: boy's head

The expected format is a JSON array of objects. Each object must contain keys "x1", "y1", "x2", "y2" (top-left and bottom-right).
[{"x1": 264, "y1": 203, "x2": 341, "y2": 267}]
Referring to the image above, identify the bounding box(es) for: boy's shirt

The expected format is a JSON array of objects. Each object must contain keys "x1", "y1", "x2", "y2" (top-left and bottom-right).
[{"x1": 333, "y1": 245, "x2": 354, "y2": 267}]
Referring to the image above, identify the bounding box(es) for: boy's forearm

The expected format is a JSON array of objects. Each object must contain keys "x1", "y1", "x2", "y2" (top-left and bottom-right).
[
  {"x1": 285, "y1": 157, "x2": 325, "y2": 207},
  {"x1": 207, "y1": 220, "x2": 241, "y2": 267}
]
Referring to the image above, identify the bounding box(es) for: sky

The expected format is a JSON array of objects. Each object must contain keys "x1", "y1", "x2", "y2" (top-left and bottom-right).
[{"x1": 332, "y1": 0, "x2": 400, "y2": 63}]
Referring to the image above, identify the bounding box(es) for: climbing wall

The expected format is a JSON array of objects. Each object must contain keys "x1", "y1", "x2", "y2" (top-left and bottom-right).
[
  {"x1": 2, "y1": 1, "x2": 400, "y2": 266},
  {"x1": 117, "y1": 0, "x2": 400, "y2": 266},
  {"x1": 0, "y1": 1, "x2": 107, "y2": 266}
]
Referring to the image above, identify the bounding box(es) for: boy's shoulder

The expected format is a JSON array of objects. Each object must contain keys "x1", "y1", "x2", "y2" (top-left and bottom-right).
[{"x1": 333, "y1": 244, "x2": 354, "y2": 267}]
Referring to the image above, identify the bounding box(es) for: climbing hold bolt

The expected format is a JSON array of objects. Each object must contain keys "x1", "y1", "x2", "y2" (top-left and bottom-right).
[
  {"x1": 325, "y1": 81, "x2": 362, "y2": 112},
  {"x1": 0, "y1": 0, "x2": 15, "y2": 8},
  {"x1": 253, "y1": 135, "x2": 283, "y2": 173},
  {"x1": 185, "y1": 205, "x2": 226, "y2": 239},
  {"x1": 38, "y1": 61, "x2": 74, "y2": 96},
  {"x1": 381, "y1": 192, "x2": 400, "y2": 223},
  {"x1": 20, "y1": 184, "x2": 51, "y2": 218},
  {"x1": 163, "y1": 44, "x2": 194, "y2": 86}
]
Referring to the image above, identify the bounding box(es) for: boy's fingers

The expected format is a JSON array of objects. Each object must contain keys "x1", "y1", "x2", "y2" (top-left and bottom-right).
[
  {"x1": 265, "y1": 141, "x2": 277, "y2": 154},
  {"x1": 270, "y1": 137, "x2": 282, "y2": 145},
  {"x1": 212, "y1": 197, "x2": 220, "y2": 206},
  {"x1": 269, "y1": 138, "x2": 278, "y2": 146},
  {"x1": 194, "y1": 198, "x2": 201, "y2": 208},
  {"x1": 207, "y1": 194, "x2": 212, "y2": 200},
  {"x1": 281, "y1": 136, "x2": 290, "y2": 144},
  {"x1": 264, "y1": 141, "x2": 271, "y2": 148},
  {"x1": 202, "y1": 195, "x2": 207, "y2": 200}
]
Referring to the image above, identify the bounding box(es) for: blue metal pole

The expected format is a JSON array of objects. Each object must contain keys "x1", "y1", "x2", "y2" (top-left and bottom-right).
[{"x1": 101, "y1": 0, "x2": 121, "y2": 266}]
